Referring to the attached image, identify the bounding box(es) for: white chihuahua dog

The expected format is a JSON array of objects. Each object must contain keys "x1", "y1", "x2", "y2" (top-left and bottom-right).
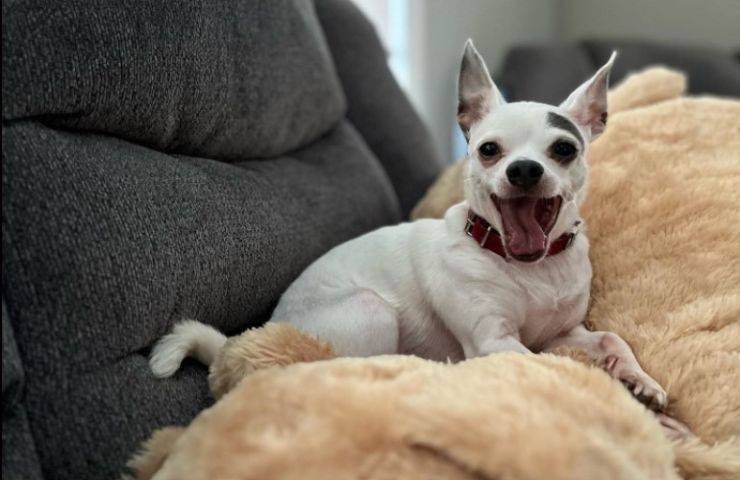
[{"x1": 151, "y1": 40, "x2": 667, "y2": 411}]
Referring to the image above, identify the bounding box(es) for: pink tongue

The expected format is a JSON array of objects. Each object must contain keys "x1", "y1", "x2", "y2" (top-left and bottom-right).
[{"x1": 499, "y1": 198, "x2": 546, "y2": 257}]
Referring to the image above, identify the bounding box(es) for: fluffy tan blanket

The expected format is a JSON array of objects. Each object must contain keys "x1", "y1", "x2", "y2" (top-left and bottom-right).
[
  {"x1": 128, "y1": 68, "x2": 740, "y2": 479},
  {"x1": 411, "y1": 66, "x2": 740, "y2": 477}
]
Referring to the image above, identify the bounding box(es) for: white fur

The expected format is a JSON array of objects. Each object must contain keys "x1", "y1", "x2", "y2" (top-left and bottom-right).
[
  {"x1": 270, "y1": 40, "x2": 603, "y2": 360},
  {"x1": 149, "y1": 320, "x2": 226, "y2": 377},
  {"x1": 272, "y1": 203, "x2": 590, "y2": 360},
  {"x1": 150, "y1": 41, "x2": 666, "y2": 410}
]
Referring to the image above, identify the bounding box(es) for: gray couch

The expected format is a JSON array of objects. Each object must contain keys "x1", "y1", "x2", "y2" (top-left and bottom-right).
[
  {"x1": 1, "y1": 1, "x2": 442, "y2": 479},
  {"x1": 497, "y1": 39, "x2": 740, "y2": 104}
]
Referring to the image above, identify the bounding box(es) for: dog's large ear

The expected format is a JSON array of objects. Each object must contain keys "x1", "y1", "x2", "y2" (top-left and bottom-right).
[
  {"x1": 457, "y1": 39, "x2": 505, "y2": 139},
  {"x1": 560, "y1": 52, "x2": 616, "y2": 140}
]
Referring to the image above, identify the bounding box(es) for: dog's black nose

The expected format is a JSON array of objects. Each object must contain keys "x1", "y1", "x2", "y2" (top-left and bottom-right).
[{"x1": 506, "y1": 160, "x2": 544, "y2": 190}]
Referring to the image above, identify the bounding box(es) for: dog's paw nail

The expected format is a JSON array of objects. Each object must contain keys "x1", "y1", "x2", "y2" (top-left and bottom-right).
[
  {"x1": 621, "y1": 373, "x2": 667, "y2": 412},
  {"x1": 657, "y1": 392, "x2": 668, "y2": 409},
  {"x1": 646, "y1": 389, "x2": 668, "y2": 412},
  {"x1": 656, "y1": 413, "x2": 695, "y2": 441}
]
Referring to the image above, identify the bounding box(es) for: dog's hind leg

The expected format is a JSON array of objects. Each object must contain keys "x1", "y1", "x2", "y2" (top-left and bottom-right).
[
  {"x1": 209, "y1": 289, "x2": 399, "y2": 398},
  {"x1": 282, "y1": 288, "x2": 401, "y2": 358}
]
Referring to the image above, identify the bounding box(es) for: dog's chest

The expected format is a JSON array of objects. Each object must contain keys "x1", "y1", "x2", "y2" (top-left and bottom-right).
[
  {"x1": 512, "y1": 255, "x2": 591, "y2": 349},
  {"x1": 518, "y1": 287, "x2": 588, "y2": 350}
]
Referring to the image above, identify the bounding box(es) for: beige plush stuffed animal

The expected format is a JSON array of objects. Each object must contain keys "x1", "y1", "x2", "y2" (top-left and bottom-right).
[{"x1": 127, "y1": 68, "x2": 740, "y2": 480}]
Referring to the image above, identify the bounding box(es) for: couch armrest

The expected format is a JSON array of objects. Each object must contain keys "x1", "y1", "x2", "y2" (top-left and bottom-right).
[{"x1": 314, "y1": 0, "x2": 443, "y2": 217}]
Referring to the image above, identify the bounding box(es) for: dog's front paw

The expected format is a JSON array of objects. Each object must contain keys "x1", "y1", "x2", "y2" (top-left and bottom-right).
[{"x1": 604, "y1": 355, "x2": 667, "y2": 411}]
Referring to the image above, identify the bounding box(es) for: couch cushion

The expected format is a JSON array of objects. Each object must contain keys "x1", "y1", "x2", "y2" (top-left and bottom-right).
[
  {"x1": 499, "y1": 40, "x2": 740, "y2": 104},
  {"x1": 583, "y1": 39, "x2": 740, "y2": 98},
  {"x1": 2, "y1": 119, "x2": 400, "y2": 479},
  {"x1": 497, "y1": 44, "x2": 595, "y2": 104},
  {"x1": 315, "y1": 0, "x2": 443, "y2": 216},
  {"x1": 2, "y1": 302, "x2": 44, "y2": 480},
  {"x1": 2, "y1": 0, "x2": 346, "y2": 160}
]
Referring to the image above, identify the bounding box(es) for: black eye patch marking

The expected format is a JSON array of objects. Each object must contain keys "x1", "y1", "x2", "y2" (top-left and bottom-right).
[{"x1": 546, "y1": 112, "x2": 584, "y2": 148}]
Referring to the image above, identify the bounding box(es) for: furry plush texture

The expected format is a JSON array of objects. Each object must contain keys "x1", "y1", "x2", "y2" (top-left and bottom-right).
[
  {"x1": 413, "y1": 66, "x2": 740, "y2": 478},
  {"x1": 131, "y1": 352, "x2": 679, "y2": 480},
  {"x1": 606, "y1": 66, "x2": 686, "y2": 113},
  {"x1": 580, "y1": 94, "x2": 740, "y2": 478},
  {"x1": 129, "y1": 68, "x2": 739, "y2": 479},
  {"x1": 208, "y1": 323, "x2": 336, "y2": 399}
]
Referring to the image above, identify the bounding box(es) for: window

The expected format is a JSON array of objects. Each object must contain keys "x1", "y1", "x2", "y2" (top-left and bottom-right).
[{"x1": 350, "y1": 0, "x2": 411, "y2": 90}]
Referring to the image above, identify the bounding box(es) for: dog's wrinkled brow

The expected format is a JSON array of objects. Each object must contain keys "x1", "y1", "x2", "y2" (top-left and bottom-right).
[{"x1": 547, "y1": 112, "x2": 584, "y2": 147}]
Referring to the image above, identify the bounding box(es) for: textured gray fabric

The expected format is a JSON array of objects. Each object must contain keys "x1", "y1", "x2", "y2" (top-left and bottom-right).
[
  {"x1": 2, "y1": 300, "x2": 23, "y2": 407},
  {"x1": 2, "y1": 0, "x2": 346, "y2": 160},
  {"x1": 3, "y1": 300, "x2": 44, "y2": 480},
  {"x1": 2, "y1": 405, "x2": 44, "y2": 480},
  {"x1": 3, "y1": 119, "x2": 398, "y2": 372},
  {"x1": 2, "y1": 119, "x2": 400, "y2": 479},
  {"x1": 315, "y1": 0, "x2": 443, "y2": 217},
  {"x1": 1, "y1": 0, "x2": 440, "y2": 477},
  {"x1": 498, "y1": 40, "x2": 740, "y2": 103},
  {"x1": 22, "y1": 355, "x2": 212, "y2": 479}
]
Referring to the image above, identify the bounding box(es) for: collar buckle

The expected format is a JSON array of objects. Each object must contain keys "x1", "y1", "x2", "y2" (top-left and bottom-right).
[
  {"x1": 464, "y1": 217, "x2": 475, "y2": 237},
  {"x1": 566, "y1": 231, "x2": 576, "y2": 249},
  {"x1": 465, "y1": 215, "x2": 493, "y2": 246}
]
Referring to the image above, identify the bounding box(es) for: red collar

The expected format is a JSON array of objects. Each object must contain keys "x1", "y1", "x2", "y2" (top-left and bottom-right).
[{"x1": 464, "y1": 211, "x2": 577, "y2": 259}]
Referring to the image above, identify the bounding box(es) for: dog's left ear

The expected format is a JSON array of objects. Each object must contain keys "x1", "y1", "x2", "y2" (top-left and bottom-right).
[
  {"x1": 457, "y1": 39, "x2": 506, "y2": 139},
  {"x1": 560, "y1": 52, "x2": 616, "y2": 140}
]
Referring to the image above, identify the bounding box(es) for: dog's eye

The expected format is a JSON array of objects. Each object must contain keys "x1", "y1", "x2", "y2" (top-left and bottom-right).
[
  {"x1": 478, "y1": 142, "x2": 501, "y2": 158},
  {"x1": 550, "y1": 141, "x2": 577, "y2": 161}
]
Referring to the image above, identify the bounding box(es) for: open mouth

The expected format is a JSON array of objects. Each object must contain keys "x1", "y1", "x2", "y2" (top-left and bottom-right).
[{"x1": 492, "y1": 195, "x2": 562, "y2": 262}]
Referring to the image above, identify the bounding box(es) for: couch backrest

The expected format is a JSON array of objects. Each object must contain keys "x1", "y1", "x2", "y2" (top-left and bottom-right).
[
  {"x1": 498, "y1": 39, "x2": 740, "y2": 104},
  {"x1": 2, "y1": 1, "x2": 441, "y2": 479},
  {"x1": 3, "y1": 0, "x2": 346, "y2": 160}
]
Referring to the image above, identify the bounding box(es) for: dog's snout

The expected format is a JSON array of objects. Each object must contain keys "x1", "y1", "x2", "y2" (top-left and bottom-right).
[{"x1": 506, "y1": 160, "x2": 544, "y2": 191}]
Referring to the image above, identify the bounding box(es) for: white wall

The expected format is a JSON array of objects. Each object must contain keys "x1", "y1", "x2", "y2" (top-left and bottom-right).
[
  {"x1": 407, "y1": 0, "x2": 559, "y2": 162},
  {"x1": 558, "y1": 0, "x2": 740, "y2": 50}
]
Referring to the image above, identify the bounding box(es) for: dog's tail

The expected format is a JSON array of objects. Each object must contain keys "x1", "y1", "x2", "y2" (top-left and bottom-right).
[{"x1": 149, "y1": 320, "x2": 227, "y2": 378}]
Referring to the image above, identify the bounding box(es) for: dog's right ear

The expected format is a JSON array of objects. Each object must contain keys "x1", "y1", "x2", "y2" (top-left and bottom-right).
[
  {"x1": 559, "y1": 52, "x2": 616, "y2": 140},
  {"x1": 457, "y1": 39, "x2": 505, "y2": 139}
]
